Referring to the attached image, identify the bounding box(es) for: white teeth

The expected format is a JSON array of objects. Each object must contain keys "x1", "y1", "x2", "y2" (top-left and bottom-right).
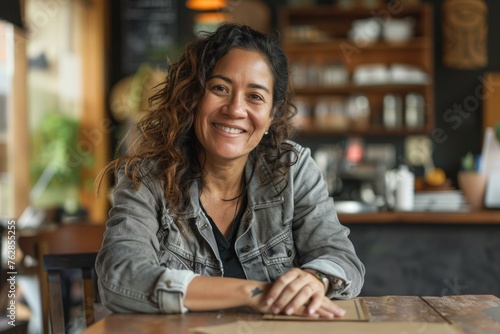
[{"x1": 214, "y1": 123, "x2": 244, "y2": 134}]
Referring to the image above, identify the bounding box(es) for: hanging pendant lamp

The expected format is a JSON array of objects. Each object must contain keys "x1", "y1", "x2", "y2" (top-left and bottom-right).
[{"x1": 186, "y1": 0, "x2": 227, "y2": 11}]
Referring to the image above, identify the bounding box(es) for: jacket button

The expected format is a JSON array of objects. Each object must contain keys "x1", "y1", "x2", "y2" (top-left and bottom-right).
[
  {"x1": 166, "y1": 280, "x2": 173, "y2": 287},
  {"x1": 241, "y1": 245, "x2": 251, "y2": 253},
  {"x1": 287, "y1": 249, "x2": 292, "y2": 257}
]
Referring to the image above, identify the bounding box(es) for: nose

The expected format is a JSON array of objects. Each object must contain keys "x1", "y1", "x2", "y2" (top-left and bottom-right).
[{"x1": 223, "y1": 93, "x2": 246, "y2": 118}]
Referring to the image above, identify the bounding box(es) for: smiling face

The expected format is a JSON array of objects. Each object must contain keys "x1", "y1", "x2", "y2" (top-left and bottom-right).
[{"x1": 194, "y1": 48, "x2": 274, "y2": 166}]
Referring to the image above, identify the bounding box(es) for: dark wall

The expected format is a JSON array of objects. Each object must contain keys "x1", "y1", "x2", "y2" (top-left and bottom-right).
[
  {"x1": 107, "y1": 1, "x2": 194, "y2": 89},
  {"x1": 106, "y1": 0, "x2": 194, "y2": 159},
  {"x1": 429, "y1": 0, "x2": 500, "y2": 184}
]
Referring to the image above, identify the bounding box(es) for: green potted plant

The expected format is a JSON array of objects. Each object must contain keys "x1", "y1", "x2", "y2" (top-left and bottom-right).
[{"x1": 30, "y1": 112, "x2": 93, "y2": 214}]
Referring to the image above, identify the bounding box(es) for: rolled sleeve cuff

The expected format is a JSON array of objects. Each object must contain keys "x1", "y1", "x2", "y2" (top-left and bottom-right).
[
  {"x1": 154, "y1": 269, "x2": 199, "y2": 314},
  {"x1": 301, "y1": 259, "x2": 352, "y2": 299}
]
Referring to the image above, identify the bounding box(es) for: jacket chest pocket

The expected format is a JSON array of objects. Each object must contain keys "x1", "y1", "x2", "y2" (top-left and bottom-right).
[
  {"x1": 157, "y1": 211, "x2": 196, "y2": 271},
  {"x1": 159, "y1": 246, "x2": 192, "y2": 271},
  {"x1": 159, "y1": 247, "x2": 222, "y2": 277},
  {"x1": 261, "y1": 231, "x2": 296, "y2": 280},
  {"x1": 158, "y1": 231, "x2": 222, "y2": 276}
]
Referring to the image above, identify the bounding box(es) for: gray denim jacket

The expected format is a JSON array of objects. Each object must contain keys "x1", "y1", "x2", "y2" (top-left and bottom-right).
[{"x1": 96, "y1": 141, "x2": 365, "y2": 314}]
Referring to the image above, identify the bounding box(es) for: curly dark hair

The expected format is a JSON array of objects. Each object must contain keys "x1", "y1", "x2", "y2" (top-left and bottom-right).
[{"x1": 98, "y1": 23, "x2": 297, "y2": 217}]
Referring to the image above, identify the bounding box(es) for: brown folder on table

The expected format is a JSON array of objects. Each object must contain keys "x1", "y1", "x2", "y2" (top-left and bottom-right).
[{"x1": 190, "y1": 321, "x2": 464, "y2": 334}]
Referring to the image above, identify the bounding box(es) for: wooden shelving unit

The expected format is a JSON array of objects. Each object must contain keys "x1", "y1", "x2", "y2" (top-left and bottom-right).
[{"x1": 280, "y1": 4, "x2": 434, "y2": 136}]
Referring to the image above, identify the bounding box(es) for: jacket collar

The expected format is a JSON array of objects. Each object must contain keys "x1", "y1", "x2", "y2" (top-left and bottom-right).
[{"x1": 185, "y1": 152, "x2": 286, "y2": 219}]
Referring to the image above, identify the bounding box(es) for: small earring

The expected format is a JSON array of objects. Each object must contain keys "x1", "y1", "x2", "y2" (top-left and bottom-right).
[{"x1": 264, "y1": 130, "x2": 269, "y2": 135}]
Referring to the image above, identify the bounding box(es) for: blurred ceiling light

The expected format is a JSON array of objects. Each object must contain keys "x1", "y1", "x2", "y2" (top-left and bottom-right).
[
  {"x1": 193, "y1": 12, "x2": 230, "y2": 35},
  {"x1": 195, "y1": 12, "x2": 230, "y2": 23},
  {"x1": 186, "y1": 0, "x2": 227, "y2": 11}
]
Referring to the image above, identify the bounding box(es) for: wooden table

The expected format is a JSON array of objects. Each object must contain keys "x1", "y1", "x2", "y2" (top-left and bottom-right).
[{"x1": 84, "y1": 295, "x2": 500, "y2": 334}]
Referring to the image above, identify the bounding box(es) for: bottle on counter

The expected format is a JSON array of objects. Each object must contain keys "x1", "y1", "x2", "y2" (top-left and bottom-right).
[
  {"x1": 395, "y1": 164, "x2": 415, "y2": 211},
  {"x1": 383, "y1": 94, "x2": 403, "y2": 130},
  {"x1": 405, "y1": 93, "x2": 425, "y2": 129}
]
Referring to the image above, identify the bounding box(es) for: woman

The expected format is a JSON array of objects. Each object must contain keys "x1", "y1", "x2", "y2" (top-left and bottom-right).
[{"x1": 96, "y1": 23, "x2": 364, "y2": 318}]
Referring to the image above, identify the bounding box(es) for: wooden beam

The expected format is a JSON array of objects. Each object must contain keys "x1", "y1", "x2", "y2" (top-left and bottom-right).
[
  {"x1": 78, "y1": 0, "x2": 110, "y2": 223},
  {"x1": 483, "y1": 72, "x2": 500, "y2": 138},
  {"x1": 10, "y1": 0, "x2": 30, "y2": 218}
]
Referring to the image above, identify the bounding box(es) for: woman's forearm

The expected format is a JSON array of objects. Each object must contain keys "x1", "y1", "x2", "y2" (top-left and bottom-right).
[{"x1": 184, "y1": 276, "x2": 270, "y2": 311}]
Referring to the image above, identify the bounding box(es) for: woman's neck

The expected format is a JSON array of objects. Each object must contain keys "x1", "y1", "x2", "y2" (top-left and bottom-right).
[
  {"x1": 199, "y1": 155, "x2": 247, "y2": 201},
  {"x1": 202, "y1": 170, "x2": 245, "y2": 201}
]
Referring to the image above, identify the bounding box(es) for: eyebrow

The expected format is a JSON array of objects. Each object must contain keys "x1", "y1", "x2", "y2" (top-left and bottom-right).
[{"x1": 208, "y1": 74, "x2": 271, "y2": 95}]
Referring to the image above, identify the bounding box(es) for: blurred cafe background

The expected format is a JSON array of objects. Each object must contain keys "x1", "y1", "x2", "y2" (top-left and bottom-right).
[{"x1": 1, "y1": 0, "x2": 500, "y2": 333}]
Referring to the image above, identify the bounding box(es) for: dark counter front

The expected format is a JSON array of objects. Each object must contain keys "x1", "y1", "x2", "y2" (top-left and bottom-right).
[{"x1": 340, "y1": 211, "x2": 500, "y2": 297}]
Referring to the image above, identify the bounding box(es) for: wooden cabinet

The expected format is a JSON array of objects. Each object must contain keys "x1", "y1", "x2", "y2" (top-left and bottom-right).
[{"x1": 279, "y1": 4, "x2": 434, "y2": 136}]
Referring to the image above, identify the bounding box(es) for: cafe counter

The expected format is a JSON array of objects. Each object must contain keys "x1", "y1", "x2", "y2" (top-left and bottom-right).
[
  {"x1": 338, "y1": 210, "x2": 500, "y2": 297},
  {"x1": 338, "y1": 210, "x2": 500, "y2": 224}
]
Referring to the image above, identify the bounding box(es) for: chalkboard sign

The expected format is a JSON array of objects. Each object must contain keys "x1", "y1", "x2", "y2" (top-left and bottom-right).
[{"x1": 121, "y1": 0, "x2": 178, "y2": 74}]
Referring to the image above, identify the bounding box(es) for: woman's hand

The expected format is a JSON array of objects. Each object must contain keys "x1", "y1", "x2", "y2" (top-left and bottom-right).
[{"x1": 263, "y1": 268, "x2": 346, "y2": 318}]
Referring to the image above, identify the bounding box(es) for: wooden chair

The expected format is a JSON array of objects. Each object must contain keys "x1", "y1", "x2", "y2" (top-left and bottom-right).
[
  {"x1": 42, "y1": 252, "x2": 98, "y2": 334},
  {"x1": 18, "y1": 223, "x2": 106, "y2": 334}
]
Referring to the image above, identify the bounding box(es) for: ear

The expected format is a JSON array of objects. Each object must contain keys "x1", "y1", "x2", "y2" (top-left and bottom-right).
[
  {"x1": 266, "y1": 115, "x2": 274, "y2": 132},
  {"x1": 267, "y1": 101, "x2": 281, "y2": 132}
]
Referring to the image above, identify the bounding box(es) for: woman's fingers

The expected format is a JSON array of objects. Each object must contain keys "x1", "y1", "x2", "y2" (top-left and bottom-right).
[
  {"x1": 270, "y1": 278, "x2": 308, "y2": 314},
  {"x1": 266, "y1": 268, "x2": 325, "y2": 314},
  {"x1": 290, "y1": 297, "x2": 346, "y2": 319},
  {"x1": 264, "y1": 268, "x2": 346, "y2": 318},
  {"x1": 305, "y1": 290, "x2": 324, "y2": 315},
  {"x1": 316, "y1": 298, "x2": 346, "y2": 318},
  {"x1": 265, "y1": 269, "x2": 300, "y2": 309},
  {"x1": 282, "y1": 285, "x2": 320, "y2": 315}
]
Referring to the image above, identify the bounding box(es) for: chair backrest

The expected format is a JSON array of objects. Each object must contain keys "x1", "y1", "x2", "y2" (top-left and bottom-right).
[
  {"x1": 36, "y1": 223, "x2": 106, "y2": 255},
  {"x1": 43, "y1": 252, "x2": 98, "y2": 334},
  {"x1": 18, "y1": 222, "x2": 106, "y2": 334}
]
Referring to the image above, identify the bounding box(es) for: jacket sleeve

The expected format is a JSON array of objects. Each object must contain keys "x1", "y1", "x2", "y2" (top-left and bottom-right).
[
  {"x1": 95, "y1": 169, "x2": 198, "y2": 313},
  {"x1": 289, "y1": 145, "x2": 365, "y2": 299}
]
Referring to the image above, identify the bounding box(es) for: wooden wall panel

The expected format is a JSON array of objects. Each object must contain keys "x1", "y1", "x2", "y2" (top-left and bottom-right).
[
  {"x1": 78, "y1": 0, "x2": 109, "y2": 223},
  {"x1": 10, "y1": 8, "x2": 30, "y2": 218},
  {"x1": 483, "y1": 72, "x2": 500, "y2": 138}
]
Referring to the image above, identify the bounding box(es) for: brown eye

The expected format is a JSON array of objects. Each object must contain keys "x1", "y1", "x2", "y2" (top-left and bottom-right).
[
  {"x1": 212, "y1": 85, "x2": 227, "y2": 93},
  {"x1": 249, "y1": 93, "x2": 264, "y2": 101}
]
